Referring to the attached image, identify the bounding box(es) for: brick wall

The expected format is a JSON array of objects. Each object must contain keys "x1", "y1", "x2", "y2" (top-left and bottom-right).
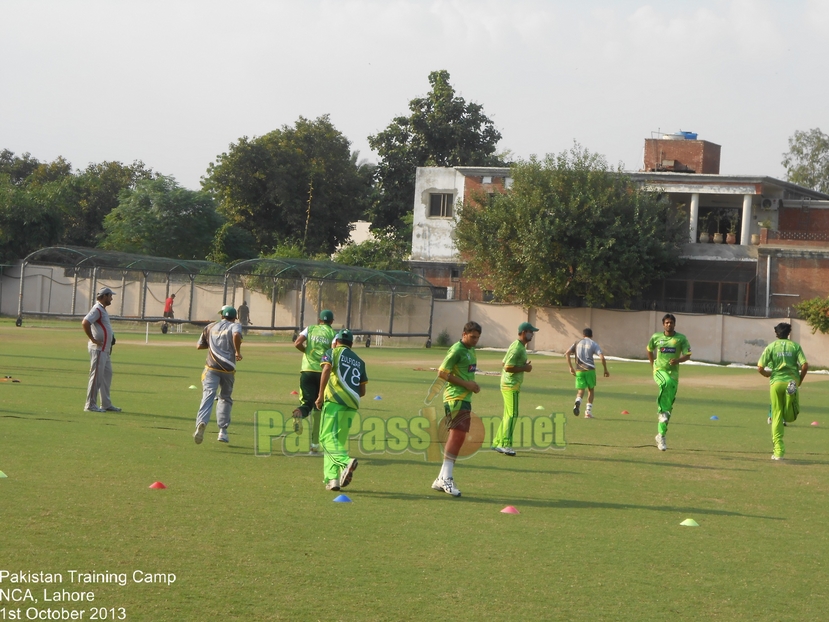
[
  {"x1": 643, "y1": 139, "x2": 721, "y2": 174},
  {"x1": 772, "y1": 257, "x2": 829, "y2": 299}
]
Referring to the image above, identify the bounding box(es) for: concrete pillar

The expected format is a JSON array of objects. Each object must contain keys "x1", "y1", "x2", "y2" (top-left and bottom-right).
[
  {"x1": 689, "y1": 193, "x2": 700, "y2": 243},
  {"x1": 740, "y1": 194, "x2": 752, "y2": 245}
]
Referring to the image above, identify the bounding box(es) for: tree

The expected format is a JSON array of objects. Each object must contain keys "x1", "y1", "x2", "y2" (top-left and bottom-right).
[
  {"x1": 204, "y1": 115, "x2": 373, "y2": 257},
  {"x1": 334, "y1": 227, "x2": 410, "y2": 271},
  {"x1": 782, "y1": 128, "x2": 829, "y2": 194},
  {"x1": 368, "y1": 70, "x2": 505, "y2": 233},
  {"x1": 101, "y1": 176, "x2": 222, "y2": 260},
  {"x1": 0, "y1": 181, "x2": 63, "y2": 262},
  {"x1": 794, "y1": 297, "x2": 829, "y2": 334},
  {"x1": 454, "y1": 145, "x2": 686, "y2": 308}
]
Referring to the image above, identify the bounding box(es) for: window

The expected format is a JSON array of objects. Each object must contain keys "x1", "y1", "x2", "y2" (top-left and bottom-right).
[{"x1": 429, "y1": 193, "x2": 454, "y2": 218}]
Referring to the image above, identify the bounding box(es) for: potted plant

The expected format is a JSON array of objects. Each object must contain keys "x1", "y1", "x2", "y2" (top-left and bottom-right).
[
  {"x1": 698, "y1": 211, "x2": 713, "y2": 243},
  {"x1": 726, "y1": 210, "x2": 739, "y2": 244},
  {"x1": 712, "y1": 209, "x2": 725, "y2": 243},
  {"x1": 755, "y1": 218, "x2": 773, "y2": 245}
]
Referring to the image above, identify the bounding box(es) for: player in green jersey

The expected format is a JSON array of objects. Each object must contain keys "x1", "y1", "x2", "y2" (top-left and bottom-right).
[
  {"x1": 432, "y1": 321, "x2": 482, "y2": 497},
  {"x1": 646, "y1": 314, "x2": 691, "y2": 451},
  {"x1": 757, "y1": 322, "x2": 808, "y2": 460},
  {"x1": 293, "y1": 310, "x2": 336, "y2": 453},
  {"x1": 492, "y1": 321, "x2": 538, "y2": 456},
  {"x1": 316, "y1": 329, "x2": 367, "y2": 491}
]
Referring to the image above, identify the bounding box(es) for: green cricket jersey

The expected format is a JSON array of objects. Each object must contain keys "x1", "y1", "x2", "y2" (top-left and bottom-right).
[
  {"x1": 321, "y1": 345, "x2": 368, "y2": 409},
  {"x1": 647, "y1": 331, "x2": 691, "y2": 380},
  {"x1": 439, "y1": 340, "x2": 477, "y2": 403},
  {"x1": 501, "y1": 339, "x2": 527, "y2": 391},
  {"x1": 301, "y1": 324, "x2": 336, "y2": 372},
  {"x1": 758, "y1": 339, "x2": 806, "y2": 384}
]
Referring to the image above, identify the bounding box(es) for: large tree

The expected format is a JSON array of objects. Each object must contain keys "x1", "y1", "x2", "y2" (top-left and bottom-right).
[
  {"x1": 101, "y1": 176, "x2": 222, "y2": 260},
  {"x1": 334, "y1": 226, "x2": 410, "y2": 271},
  {"x1": 454, "y1": 145, "x2": 686, "y2": 308},
  {"x1": 204, "y1": 115, "x2": 373, "y2": 257},
  {"x1": 782, "y1": 128, "x2": 829, "y2": 194},
  {"x1": 368, "y1": 70, "x2": 504, "y2": 233}
]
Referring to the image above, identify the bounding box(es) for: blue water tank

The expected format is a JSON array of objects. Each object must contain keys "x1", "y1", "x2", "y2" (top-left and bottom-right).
[{"x1": 679, "y1": 131, "x2": 698, "y2": 140}]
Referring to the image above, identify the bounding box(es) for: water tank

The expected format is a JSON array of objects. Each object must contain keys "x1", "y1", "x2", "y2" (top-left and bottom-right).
[{"x1": 679, "y1": 131, "x2": 698, "y2": 140}]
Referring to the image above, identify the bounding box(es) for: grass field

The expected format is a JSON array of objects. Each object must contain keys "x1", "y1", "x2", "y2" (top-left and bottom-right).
[{"x1": 1, "y1": 319, "x2": 828, "y2": 621}]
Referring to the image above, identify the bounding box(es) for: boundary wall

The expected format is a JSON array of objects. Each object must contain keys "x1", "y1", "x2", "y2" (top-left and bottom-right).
[{"x1": 433, "y1": 300, "x2": 829, "y2": 368}]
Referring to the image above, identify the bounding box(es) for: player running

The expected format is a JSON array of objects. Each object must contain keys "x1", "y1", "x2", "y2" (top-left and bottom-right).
[
  {"x1": 757, "y1": 322, "x2": 808, "y2": 460},
  {"x1": 316, "y1": 329, "x2": 367, "y2": 491},
  {"x1": 193, "y1": 305, "x2": 243, "y2": 444},
  {"x1": 293, "y1": 310, "x2": 336, "y2": 453},
  {"x1": 432, "y1": 321, "x2": 482, "y2": 497},
  {"x1": 647, "y1": 314, "x2": 691, "y2": 451},
  {"x1": 566, "y1": 328, "x2": 609, "y2": 418}
]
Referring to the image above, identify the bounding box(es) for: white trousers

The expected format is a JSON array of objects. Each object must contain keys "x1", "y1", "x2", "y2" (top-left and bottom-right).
[
  {"x1": 196, "y1": 368, "x2": 235, "y2": 430},
  {"x1": 86, "y1": 346, "x2": 113, "y2": 409}
]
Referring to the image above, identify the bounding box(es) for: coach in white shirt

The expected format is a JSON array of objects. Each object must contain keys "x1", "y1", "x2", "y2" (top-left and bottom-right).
[{"x1": 81, "y1": 286, "x2": 121, "y2": 413}]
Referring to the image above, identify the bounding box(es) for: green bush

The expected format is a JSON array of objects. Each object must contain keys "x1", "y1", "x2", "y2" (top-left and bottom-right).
[{"x1": 795, "y1": 297, "x2": 829, "y2": 334}]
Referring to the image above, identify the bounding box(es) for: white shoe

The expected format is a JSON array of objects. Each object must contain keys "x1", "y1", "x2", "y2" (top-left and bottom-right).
[
  {"x1": 493, "y1": 446, "x2": 516, "y2": 456},
  {"x1": 340, "y1": 459, "x2": 358, "y2": 488},
  {"x1": 326, "y1": 479, "x2": 341, "y2": 491},
  {"x1": 767, "y1": 417, "x2": 772, "y2": 425},
  {"x1": 309, "y1": 444, "x2": 321, "y2": 455},
  {"x1": 217, "y1": 428, "x2": 229, "y2": 443},
  {"x1": 655, "y1": 434, "x2": 667, "y2": 451},
  {"x1": 104, "y1": 405, "x2": 122, "y2": 412},
  {"x1": 193, "y1": 422, "x2": 206, "y2": 445},
  {"x1": 432, "y1": 476, "x2": 461, "y2": 497},
  {"x1": 786, "y1": 381, "x2": 797, "y2": 395},
  {"x1": 85, "y1": 405, "x2": 105, "y2": 413},
  {"x1": 771, "y1": 454, "x2": 784, "y2": 461},
  {"x1": 584, "y1": 413, "x2": 594, "y2": 419}
]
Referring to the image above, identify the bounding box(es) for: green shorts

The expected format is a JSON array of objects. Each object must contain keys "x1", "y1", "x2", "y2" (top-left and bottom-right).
[{"x1": 575, "y1": 370, "x2": 596, "y2": 390}]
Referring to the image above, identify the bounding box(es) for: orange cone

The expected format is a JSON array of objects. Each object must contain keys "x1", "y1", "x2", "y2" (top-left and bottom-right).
[
  {"x1": 149, "y1": 481, "x2": 167, "y2": 489},
  {"x1": 500, "y1": 506, "x2": 520, "y2": 514}
]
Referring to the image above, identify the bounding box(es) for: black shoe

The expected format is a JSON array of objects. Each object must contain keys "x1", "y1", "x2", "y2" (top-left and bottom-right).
[
  {"x1": 573, "y1": 402, "x2": 580, "y2": 416},
  {"x1": 292, "y1": 408, "x2": 303, "y2": 434}
]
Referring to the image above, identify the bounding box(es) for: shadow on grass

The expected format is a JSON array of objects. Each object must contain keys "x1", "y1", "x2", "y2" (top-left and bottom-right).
[
  {"x1": 360, "y1": 456, "x2": 578, "y2": 476},
  {"x1": 352, "y1": 489, "x2": 785, "y2": 520}
]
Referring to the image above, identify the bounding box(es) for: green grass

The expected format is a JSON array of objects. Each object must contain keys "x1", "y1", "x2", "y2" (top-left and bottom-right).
[{"x1": 1, "y1": 319, "x2": 828, "y2": 621}]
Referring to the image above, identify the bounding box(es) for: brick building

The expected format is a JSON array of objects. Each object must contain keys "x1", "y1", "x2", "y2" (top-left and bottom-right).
[{"x1": 409, "y1": 136, "x2": 829, "y2": 315}]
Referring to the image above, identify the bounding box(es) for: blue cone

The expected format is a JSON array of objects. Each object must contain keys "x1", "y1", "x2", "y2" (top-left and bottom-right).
[
  {"x1": 710, "y1": 415, "x2": 719, "y2": 420},
  {"x1": 374, "y1": 396, "x2": 382, "y2": 400},
  {"x1": 333, "y1": 494, "x2": 352, "y2": 503}
]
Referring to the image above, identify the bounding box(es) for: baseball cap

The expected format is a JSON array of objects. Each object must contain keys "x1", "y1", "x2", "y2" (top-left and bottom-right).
[
  {"x1": 320, "y1": 309, "x2": 334, "y2": 322},
  {"x1": 220, "y1": 305, "x2": 237, "y2": 320},
  {"x1": 518, "y1": 322, "x2": 539, "y2": 334},
  {"x1": 335, "y1": 329, "x2": 354, "y2": 345},
  {"x1": 97, "y1": 287, "x2": 115, "y2": 297}
]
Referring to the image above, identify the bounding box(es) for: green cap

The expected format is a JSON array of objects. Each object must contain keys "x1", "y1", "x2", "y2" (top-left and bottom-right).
[
  {"x1": 320, "y1": 309, "x2": 334, "y2": 322},
  {"x1": 335, "y1": 329, "x2": 354, "y2": 345},
  {"x1": 518, "y1": 322, "x2": 539, "y2": 334},
  {"x1": 220, "y1": 305, "x2": 237, "y2": 320}
]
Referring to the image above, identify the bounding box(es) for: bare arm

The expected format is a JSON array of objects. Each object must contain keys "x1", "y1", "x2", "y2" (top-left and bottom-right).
[
  {"x1": 359, "y1": 382, "x2": 366, "y2": 397},
  {"x1": 800, "y1": 362, "x2": 809, "y2": 384},
  {"x1": 82, "y1": 318, "x2": 102, "y2": 348},
  {"x1": 669, "y1": 354, "x2": 691, "y2": 366},
  {"x1": 600, "y1": 353, "x2": 609, "y2": 377},
  {"x1": 294, "y1": 335, "x2": 307, "y2": 353},
  {"x1": 565, "y1": 348, "x2": 575, "y2": 376},
  {"x1": 647, "y1": 349, "x2": 655, "y2": 367},
  {"x1": 757, "y1": 365, "x2": 771, "y2": 378},
  {"x1": 504, "y1": 362, "x2": 532, "y2": 373},
  {"x1": 233, "y1": 331, "x2": 243, "y2": 361},
  {"x1": 315, "y1": 364, "x2": 332, "y2": 409},
  {"x1": 438, "y1": 369, "x2": 480, "y2": 394}
]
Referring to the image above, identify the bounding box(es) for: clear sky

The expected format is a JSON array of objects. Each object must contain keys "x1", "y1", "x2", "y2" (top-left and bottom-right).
[{"x1": 2, "y1": 0, "x2": 827, "y2": 190}]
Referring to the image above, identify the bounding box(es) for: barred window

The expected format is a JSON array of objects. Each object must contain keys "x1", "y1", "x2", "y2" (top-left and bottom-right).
[{"x1": 429, "y1": 193, "x2": 454, "y2": 218}]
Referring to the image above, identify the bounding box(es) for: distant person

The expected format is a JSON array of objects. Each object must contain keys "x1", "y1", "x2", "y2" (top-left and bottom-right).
[
  {"x1": 432, "y1": 321, "x2": 482, "y2": 497},
  {"x1": 293, "y1": 310, "x2": 336, "y2": 454},
  {"x1": 163, "y1": 293, "x2": 175, "y2": 319},
  {"x1": 757, "y1": 322, "x2": 808, "y2": 460},
  {"x1": 647, "y1": 314, "x2": 691, "y2": 451},
  {"x1": 238, "y1": 300, "x2": 251, "y2": 335},
  {"x1": 492, "y1": 322, "x2": 538, "y2": 456},
  {"x1": 193, "y1": 305, "x2": 243, "y2": 445},
  {"x1": 566, "y1": 328, "x2": 609, "y2": 418},
  {"x1": 82, "y1": 286, "x2": 121, "y2": 413},
  {"x1": 316, "y1": 329, "x2": 366, "y2": 491}
]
